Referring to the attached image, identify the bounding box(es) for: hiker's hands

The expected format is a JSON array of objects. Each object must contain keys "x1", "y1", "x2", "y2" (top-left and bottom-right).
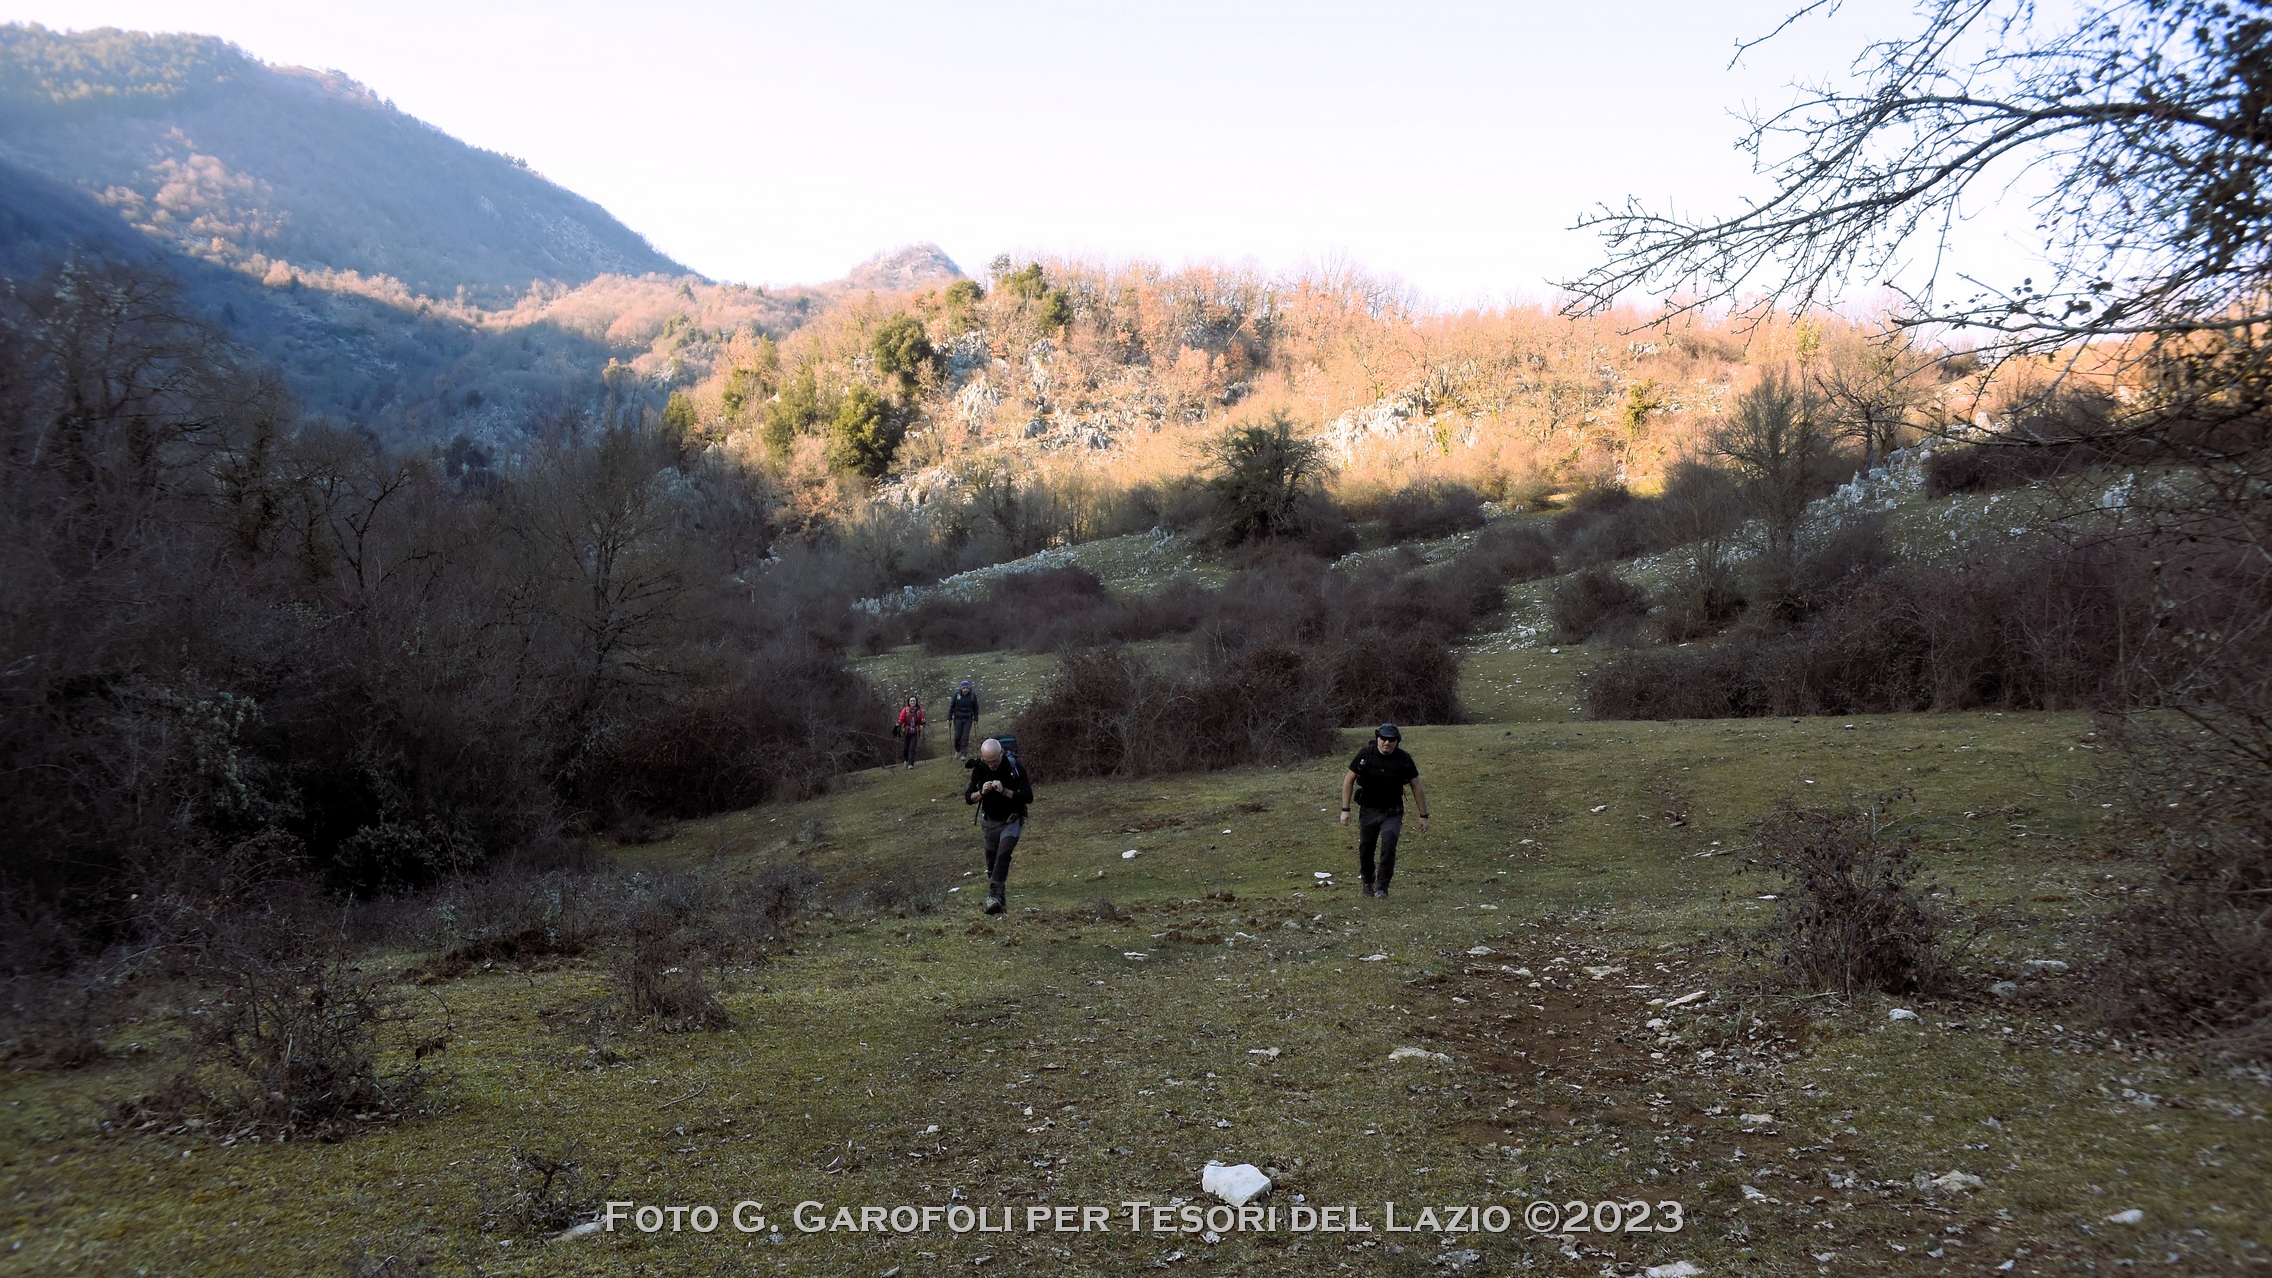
[
  {"x1": 1417, "y1": 815, "x2": 1430, "y2": 832},
  {"x1": 1338, "y1": 809, "x2": 1349, "y2": 826}
]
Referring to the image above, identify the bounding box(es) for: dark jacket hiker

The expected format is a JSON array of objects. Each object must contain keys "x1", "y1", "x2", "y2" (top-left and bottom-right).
[
  {"x1": 948, "y1": 682, "x2": 980, "y2": 757},
  {"x1": 963, "y1": 739, "x2": 1033, "y2": 915},
  {"x1": 1339, "y1": 723, "x2": 1429, "y2": 898}
]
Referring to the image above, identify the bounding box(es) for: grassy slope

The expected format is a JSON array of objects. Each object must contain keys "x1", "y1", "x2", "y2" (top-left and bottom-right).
[{"x1": 6, "y1": 503, "x2": 2268, "y2": 1276}]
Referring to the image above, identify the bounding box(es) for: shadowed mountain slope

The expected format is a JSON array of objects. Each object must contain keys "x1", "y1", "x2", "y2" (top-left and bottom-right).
[{"x1": 0, "y1": 24, "x2": 685, "y2": 302}]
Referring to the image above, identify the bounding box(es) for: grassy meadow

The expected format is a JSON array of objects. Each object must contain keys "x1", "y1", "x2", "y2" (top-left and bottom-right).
[{"x1": 5, "y1": 640, "x2": 2265, "y2": 1277}]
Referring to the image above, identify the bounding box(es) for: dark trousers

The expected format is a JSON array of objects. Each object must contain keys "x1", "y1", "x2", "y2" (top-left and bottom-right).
[
  {"x1": 902, "y1": 730, "x2": 920, "y2": 766},
  {"x1": 1358, "y1": 806, "x2": 1403, "y2": 889},
  {"x1": 953, "y1": 717, "x2": 975, "y2": 755},
  {"x1": 982, "y1": 817, "x2": 1022, "y2": 897}
]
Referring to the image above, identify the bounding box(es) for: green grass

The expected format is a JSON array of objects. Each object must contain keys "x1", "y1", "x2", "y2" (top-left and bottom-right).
[{"x1": 7, "y1": 641, "x2": 2262, "y2": 1276}]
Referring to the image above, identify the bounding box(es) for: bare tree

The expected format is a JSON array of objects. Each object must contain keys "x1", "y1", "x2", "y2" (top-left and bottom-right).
[
  {"x1": 1713, "y1": 369, "x2": 1830, "y2": 561},
  {"x1": 1564, "y1": 1, "x2": 2271, "y2": 402},
  {"x1": 1813, "y1": 329, "x2": 1934, "y2": 470},
  {"x1": 1564, "y1": 0, "x2": 2272, "y2": 1044}
]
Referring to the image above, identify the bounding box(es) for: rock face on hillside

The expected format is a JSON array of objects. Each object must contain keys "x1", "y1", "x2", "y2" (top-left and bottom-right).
[
  {"x1": 0, "y1": 24, "x2": 686, "y2": 301},
  {"x1": 839, "y1": 243, "x2": 964, "y2": 292}
]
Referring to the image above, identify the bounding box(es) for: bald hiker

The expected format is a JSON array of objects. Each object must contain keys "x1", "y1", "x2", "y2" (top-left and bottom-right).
[{"x1": 963, "y1": 737, "x2": 1034, "y2": 915}]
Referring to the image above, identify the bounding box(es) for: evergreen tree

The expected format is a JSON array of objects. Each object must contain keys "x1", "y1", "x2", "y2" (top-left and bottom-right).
[
  {"x1": 659, "y1": 390, "x2": 698, "y2": 454},
  {"x1": 870, "y1": 313, "x2": 937, "y2": 395},
  {"x1": 763, "y1": 365, "x2": 826, "y2": 459},
  {"x1": 826, "y1": 386, "x2": 901, "y2": 478}
]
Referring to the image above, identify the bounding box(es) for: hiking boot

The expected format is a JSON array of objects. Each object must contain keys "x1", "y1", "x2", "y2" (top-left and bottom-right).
[
  {"x1": 983, "y1": 895, "x2": 1005, "y2": 915},
  {"x1": 1373, "y1": 883, "x2": 1389, "y2": 898},
  {"x1": 1361, "y1": 880, "x2": 1376, "y2": 897}
]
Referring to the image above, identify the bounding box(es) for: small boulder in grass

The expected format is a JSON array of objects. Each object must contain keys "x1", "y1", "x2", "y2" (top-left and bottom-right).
[
  {"x1": 1931, "y1": 1171, "x2": 1985, "y2": 1193},
  {"x1": 2106, "y1": 1208, "x2": 2144, "y2": 1225},
  {"x1": 1644, "y1": 1262, "x2": 1702, "y2": 1278},
  {"x1": 1202, "y1": 1162, "x2": 1271, "y2": 1207},
  {"x1": 1888, "y1": 1008, "x2": 1919, "y2": 1021}
]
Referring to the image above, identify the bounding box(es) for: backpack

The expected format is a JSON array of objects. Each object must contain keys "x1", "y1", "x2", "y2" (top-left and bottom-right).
[{"x1": 969, "y1": 739, "x2": 1033, "y2": 821}]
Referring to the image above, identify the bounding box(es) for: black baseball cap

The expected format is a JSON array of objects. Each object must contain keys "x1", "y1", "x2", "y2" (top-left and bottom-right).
[{"x1": 1376, "y1": 723, "x2": 1401, "y2": 740}]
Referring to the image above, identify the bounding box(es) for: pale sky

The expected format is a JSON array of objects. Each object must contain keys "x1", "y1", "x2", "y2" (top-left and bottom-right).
[{"x1": 7, "y1": 1, "x2": 2046, "y2": 305}]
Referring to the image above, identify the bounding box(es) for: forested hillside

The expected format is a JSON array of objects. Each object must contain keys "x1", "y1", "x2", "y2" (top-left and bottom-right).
[
  {"x1": 0, "y1": 25, "x2": 864, "y2": 446},
  {"x1": 0, "y1": 24, "x2": 682, "y2": 298}
]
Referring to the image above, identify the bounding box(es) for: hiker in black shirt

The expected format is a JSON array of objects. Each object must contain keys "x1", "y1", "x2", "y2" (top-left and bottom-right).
[
  {"x1": 963, "y1": 738, "x2": 1033, "y2": 915},
  {"x1": 948, "y1": 680, "x2": 980, "y2": 759},
  {"x1": 1339, "y1": 723, "x2": 1428, "y2": 898}
]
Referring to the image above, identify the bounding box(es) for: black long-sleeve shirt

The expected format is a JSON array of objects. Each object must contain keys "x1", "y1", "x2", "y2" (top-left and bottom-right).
[
  {"x1": 964, "y1": 755, "x2": 1032, "y2": 821},
  {"x1": 949, "y1": 689, "x2": 980, "y2": 721}
]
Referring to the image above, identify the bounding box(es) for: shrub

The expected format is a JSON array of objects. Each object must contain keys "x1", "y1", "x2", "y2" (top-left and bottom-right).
[
  {"x1": 1373, "y1": 481, "x2": 1488, "y2": 541},
  {"x1": 566, "y1": 630, "x2": 891, "y2": 826},
  {"x1": 1430, "y1": 524, "x2": 1558, "y2": 621},
  {"x1": 1583, "y1": 639, "x2": 1774, "y2": 719},
  {"x1": 121, "y1": 916, "x2": 428, "y2": 1140},
  {"x1": 1752, "y1": 798, "x2": 1946, "y2": 996},
  {"x1": 747, "y1": 861, "x2": 823, "y2": 929},
  {"x1": 763, "y1": 366, "x2": 827, "y2": 456},
  {"x1": 1585, "y1": 542, "x2": 2147, "y2": 719},
  {"x1": 870, "y1": 313, "x2": 938, "y2": 389},
  {"x1": 610, "y1": 928, "x2": 728, "y2": 1031},
  {"x1": 1007, "y1": 549, "x2": 1490, "y2": 779},
  {"x1": 1014, "y1": 642, "x2": 1338, "y2": 779},
  {"x1": 903, "y1": 566, "x2": 1216, "y2": 655},
  {"x1": 1924, "y1": 439, "x2": 2106, "y2": 495},
  {"x1": 1922, "y1": 387, "x2": 2119, "y2": 496},
  {"x1": 1741, "y1": 516, "x2": 1891, "y2": 632},
  {"x1": 2100, "y1": 697, "x2": 2272, "y2": 1052},
  {"x1": 1553, "y1": 485, "x2": 1655, "y2": 566},
  {"x1": 1468, "y1": 523, "x2": 1558, "y2": 580},
  {"x1": 1551, "y1": 569, "x2": 1650, "y2": 642},
  {"x1": 480, "y1": 1142, "x2": 618, "y2": 1237}
]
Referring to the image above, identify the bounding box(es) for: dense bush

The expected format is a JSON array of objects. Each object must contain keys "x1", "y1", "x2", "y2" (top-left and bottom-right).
[
  {"x1": 1552, "y1": 485, "x2": 1652, "y2": 566},
  {"x1": 1753, "y1": 799, "x2": 1947, "y2": 996},
  {"x1": 107, "y1": 903, "x2": 428, "y2": 1141},
  {"x1": 1014, "y1": 644, "x2": 1338, "y2": 778},
  {"x1": 1549, "y1": 465, "x2": 1750, "y2": 573},
  {"x1": 1923, "y1": 388, "x2": 2120, "y2": 496},
  {"x1": 1584, "y1": 542, "x2": 2147, "y2": 719},
  {"x1": 1925, "y1": 440, "x2": 2107, "y2": 496},
  {"x1": 1552, "y1": 569, "x2": 1650, "y2": 642},
  {"x1": 1371, "y1": 481, "x2": 1488, "y2": 541},
  {"x1": 902, "y1": 566, "x2": 1214, "y2": 654},
  {"x1": 1011, "y1": 545, "x2": 1523, "y2": 778}
]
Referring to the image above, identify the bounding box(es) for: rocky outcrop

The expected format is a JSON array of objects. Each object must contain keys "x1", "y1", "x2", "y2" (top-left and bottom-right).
[{"x1": 838, "y1": 243, "x2": 964, "y2": 292}]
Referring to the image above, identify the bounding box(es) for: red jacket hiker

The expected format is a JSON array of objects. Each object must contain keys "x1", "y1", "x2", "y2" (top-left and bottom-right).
[{"x1": 896, "y1": 700, "x2": 925, "y2": 768}]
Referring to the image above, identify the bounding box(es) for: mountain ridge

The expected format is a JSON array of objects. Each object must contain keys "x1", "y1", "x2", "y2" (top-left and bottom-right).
[{"x1": 0, "y1": 23, "x2": 687, "y2": 302}]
